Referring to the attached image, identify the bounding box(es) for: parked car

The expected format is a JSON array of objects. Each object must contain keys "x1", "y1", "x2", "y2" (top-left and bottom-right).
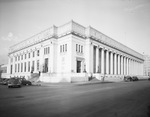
[
  {"x1": 20, "y1": 78, "x2": 32, "y2": 85},
  {"x1": 148, "y1": 76, "x2": 150, "y2": 80},
  {"x1": 124, "y1": 76, "x2": 132, "y2": 82},
  {"x1": 8, "y1": 78, "x2": 21, "y2": 88},
  {"x1": 132, "y1": 76, "x2": 139, "y2": 81},
  {"x1": 0, "y1": 78, "x2": 3, "y2": 85},
  {"x1": 2, "y1": 78, "x2": 10, "y2": 85}
]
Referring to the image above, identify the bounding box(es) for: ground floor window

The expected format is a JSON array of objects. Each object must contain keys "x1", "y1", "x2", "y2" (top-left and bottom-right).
[{"x1": 10, "y1": 65, "x2": 12, "y2": 74}]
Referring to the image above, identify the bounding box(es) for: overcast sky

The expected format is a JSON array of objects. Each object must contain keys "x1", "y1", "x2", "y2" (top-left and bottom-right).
[{"x1": 0, "y1": 0, "x2": 150, "y2": 65}]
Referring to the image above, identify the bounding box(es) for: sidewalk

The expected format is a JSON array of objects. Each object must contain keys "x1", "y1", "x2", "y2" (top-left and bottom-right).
[{"x1": 38, "y1": 80, "x2": 114, "y2": 87}]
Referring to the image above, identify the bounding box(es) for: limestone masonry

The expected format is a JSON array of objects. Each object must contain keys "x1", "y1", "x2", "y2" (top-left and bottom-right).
[{"x1": 7, "y1": 20, "x2": 144, "y2": 82}]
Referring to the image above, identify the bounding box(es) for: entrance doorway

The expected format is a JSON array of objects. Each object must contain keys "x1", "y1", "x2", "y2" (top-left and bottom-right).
[
  {"x1": 77, "y1": 60, "x2": 81, "y2": 73},
  {"x1": 44, "y1": 58, "x2": 48, "y2": 73}
]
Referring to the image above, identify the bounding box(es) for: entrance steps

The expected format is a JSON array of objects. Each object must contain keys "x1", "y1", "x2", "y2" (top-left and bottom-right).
[{"x1": 29, "y1": 73, "x2": 40, "y2": 83}]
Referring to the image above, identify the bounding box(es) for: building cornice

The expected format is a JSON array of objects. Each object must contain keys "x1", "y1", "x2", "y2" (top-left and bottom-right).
[{"x1": 9, "y1": 20, "x2": 144, "y2": 60}]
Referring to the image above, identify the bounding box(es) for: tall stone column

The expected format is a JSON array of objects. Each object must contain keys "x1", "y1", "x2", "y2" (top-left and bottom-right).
[
  {"x1": 133, "y1": 60, "x2": 135, "y2": 75},
  {"x1": 7, "y1": 55, "x2": 11, "y2": 75},
  {"x1": 121, "y1": 55, "x2": 124, "y2": 75},
  {"x1": 123, "y1": 57, "x2": 126, "y2": 75},
  {"x1": 96, "y1": 46, "x2": 99, "y2": 73},
  {"x1": 110, "y1": 52, "x2": 113, "y2": 75},
  {"x1": 39, "y1": 45, "x2": 44, "y2": 73},
  {"x1": 138, "y1": 62, "x2": 140, "y2": 75},
  {"x1": 126, "y1": 58, "x2": 129, "y2": 75},
  {"x1": 114, "y1": 53, "x2": 117, "y2": 75},
  {"x1": 106, "y1": 50, "x2": 109, "y2": 74},
  {"x1": 118, "y1": 54, "x2": 120, "y2": 75},
  {"x1": 85, "y1": 40, "x2": 93, "y2": 73},
  {"x1": 131, "y1": 59, "x2": 133, "y2": 75},
  {"x1": 101, "y1": 48, "x2": 104, "y2": 74},
  {"x1": 135, "y1": 61, "x2": 137, "y2": 75}
]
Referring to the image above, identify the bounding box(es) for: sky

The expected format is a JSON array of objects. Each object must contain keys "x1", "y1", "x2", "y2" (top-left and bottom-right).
[{"x1": 0, "y1": 0, "x2": 150, "y2": 65}]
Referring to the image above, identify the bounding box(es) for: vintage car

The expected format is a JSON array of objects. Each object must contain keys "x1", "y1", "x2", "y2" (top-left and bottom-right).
[
  {"x1": 8, "y1": 78, "x2": 21, "y2": 88},
  {"x1": 124, "y1": 76, "x2": 133, "y2": 82},
  {"x1": 20, "y1": 78, "x2": 32, "y2": 85}
]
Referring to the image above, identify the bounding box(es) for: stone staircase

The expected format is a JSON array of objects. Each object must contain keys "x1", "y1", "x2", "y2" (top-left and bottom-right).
[{"x1": 29, "y1": 73, "x2": 40, "y2": 83}]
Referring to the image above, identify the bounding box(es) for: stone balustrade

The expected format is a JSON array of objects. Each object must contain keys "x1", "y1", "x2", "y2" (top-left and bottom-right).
[{"x1": 9, "y1": 21, "x2": 143, "y2": 60}]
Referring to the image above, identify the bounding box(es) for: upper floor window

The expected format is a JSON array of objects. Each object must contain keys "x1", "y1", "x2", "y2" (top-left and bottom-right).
[
  {"x1": 18, "y1": 56, "x2": 20, "y2": 61},
  {"x1": 76, "y1": 44, "x2": 83, "y2": 53},
  {"x1": 24, "y1": 62, "x2": 26, "y2": 72},
  {"x1": 76, "y1": 44, "x2": 78, "y2": 52},
  {"x1": 25, "y1": 54, "x2": 27, "y2": 59},
  {"x1": 60, "y1": 45, "x2": 62, "y2": 52},
  {"x1": 37, "y1": 60, "x2": 39, "y2": 71},
  {"x1": 33, "y1": 51, "x2": 35, "y2": 57},
  {"x1": 44, "y1": 47, "x2": 50, "y2": 55},
  {"x1": 28, "y1": 53, "x2": 30, "y2": 58},
  {"x1": 60, "y1": 44, "x2": 67, "y2": 53},
  {"x1": 65, "y1": 44, "x2": 67, "y2": 52},
  {"x1": 37, "y1": 50, "x2": 40, "y2": 56}
]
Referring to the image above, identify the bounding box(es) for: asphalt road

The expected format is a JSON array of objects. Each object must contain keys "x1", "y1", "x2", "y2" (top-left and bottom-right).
[{"x1": 0, "y1": 81, "x2": 150, "y2": 117}]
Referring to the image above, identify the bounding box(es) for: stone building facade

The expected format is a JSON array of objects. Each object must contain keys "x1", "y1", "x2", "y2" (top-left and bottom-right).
[
  {"x1": 144, "y1": 55, "x2": 150, "y2": 76},
  {"x1": 8, "y1": 21, "x2": 144, "y2": 82}
]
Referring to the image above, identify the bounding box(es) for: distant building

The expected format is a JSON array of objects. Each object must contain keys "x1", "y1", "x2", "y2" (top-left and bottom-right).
[
  {"x1": 0, "y1": 64, "x2": 9, "y2": 78},
  {"x1": 144, "y1": 55, "x2": 150, "y2": 76},
  {"x1": 7, "y1": 20, "x2": 144, "y2": 82}
]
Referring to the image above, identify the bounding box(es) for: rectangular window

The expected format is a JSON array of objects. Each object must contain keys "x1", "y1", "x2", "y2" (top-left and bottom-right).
[
  {"x1": 28, "y1": 61, "x2": 30, "y2": 72},
  {"x1": 21, "y1": 63, "x2": 23, "y2": 72},
  {"x1": 81, "y1": 46, "x2": 83, "y2": 53},
  {"x1": 65, "y1": 44, "x2": 67, "y2": 52},
  {"x1": 63, "y1": 45, "x2": 64, "y2": 52},
  {"x1": 60, "y1": 45, "x2": 62, "y2": 52},
  {"x1": 37, "y1": 50, "x2": 40, "y2": 56},
  {"x1": 32, "y1": 61, "x2": 34, "y2": 72},
  {"x1": 21, "y1": 55, "x2": 23, "y2": 60},
  {"x1": 18, "y1": 63, "x2": 20, "y2": 72},
  {"x1": 29, "y1": 53, "x2": 30, "y2": 58},
  {"x1": 48, "y1": 47, "x2": 50, "y2": 54},
  {"x1": 76, "y1": 44, "x2": 78, "y2": 52},
  {"x1": 79, "y1": 45, "x2": 80, "y2": 52},
  {"x1": 37, "y1": 60, "x2": 39, "y2": 71},
  {"x1": 45, "y1": 48, "x2": 47, "y2": 54},
  {"x1": 25, "y1": 54, "x2": 26, "y2": 59},
  {"x1": 24, "y1": 62, "x2": 26, "y2": 72},
  {"x1": 33, "y1": 51, "x2": 35, "y2": 57},
  {"x1": 10, "y1": 65, "x2": 13, "y2": 74},
  {"x1": 15, "y1": 64, "x2": 17, "y2": 72},
  {"x1": 44, "y1": 58, "x2": 48, "y2": 73}
]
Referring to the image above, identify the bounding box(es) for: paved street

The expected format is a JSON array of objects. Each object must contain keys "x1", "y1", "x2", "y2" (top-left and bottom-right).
[{"x1": 0, "y1": 81, "x2": 150, "y2": 117}]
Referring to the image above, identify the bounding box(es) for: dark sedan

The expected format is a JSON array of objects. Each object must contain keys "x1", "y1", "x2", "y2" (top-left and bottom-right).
[
  {"x1": 8, "y1": 78, "x2": 21, "y2": 88},
  {"x1": 20, "y1": 78, "x2": 32, "y2": 85},
  {"x1": 124, "y1": 76, "x2": 133, "y2": 82},
  {"x1": 132, "y1": 76, "x2": 139, "y2": 81}
]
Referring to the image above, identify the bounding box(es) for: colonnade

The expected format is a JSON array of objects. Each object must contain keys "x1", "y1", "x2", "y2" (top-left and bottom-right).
[{"x1": 92, "y1": 45, "x2": 143, "y2": 76}]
